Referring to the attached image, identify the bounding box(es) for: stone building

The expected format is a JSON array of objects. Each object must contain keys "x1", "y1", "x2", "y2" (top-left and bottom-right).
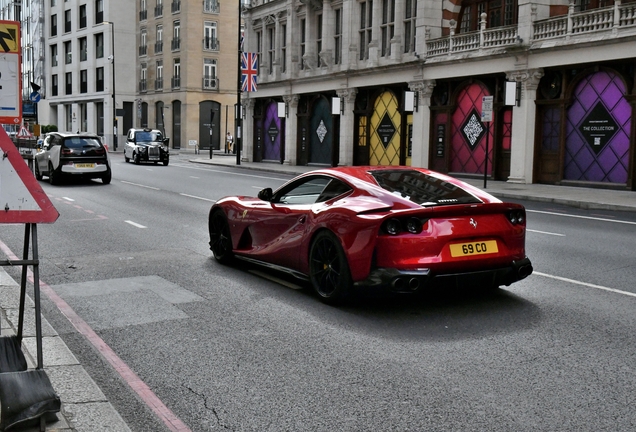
[{"x1": 241, "y1": 0, "x2": 636, "y2": 190}]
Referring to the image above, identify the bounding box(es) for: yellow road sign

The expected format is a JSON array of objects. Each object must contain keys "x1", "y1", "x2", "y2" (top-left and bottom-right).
[{"x1": 0, "y1": 21, "x2": 19, "y2": 53}]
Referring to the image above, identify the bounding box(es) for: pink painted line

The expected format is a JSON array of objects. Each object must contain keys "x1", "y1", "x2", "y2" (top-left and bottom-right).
[{"x1": 0, "y1": 240, "x2": 191, "y2": 432}]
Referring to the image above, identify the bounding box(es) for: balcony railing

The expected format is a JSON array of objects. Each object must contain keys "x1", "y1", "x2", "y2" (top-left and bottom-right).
[
  {"x1": 155, "y1": 41, "x2": 163, "y2": 54},
  {"x1": 139, "y1": 79, "x2": 147, "y2": 92},
  {"x1": 172, "y1": 76, "x2": 180, "y2": 89},
  {"x1": 424, "y1": 0, "x2": 636, "y2": 59},
  {"x1": 203, "y1": 37, "x2": 219, "y2": 51},
  {"x1": 155, "y1": 79, "x2": 163, "y2": 90},
  {"x1": 533, "y1": 0, "x2": 636, "y2": 41},
  {"x1": 203, "y1": 76, "x2": 218, "y2": 89},
  {"x1": 155, "y1": 5, "x2": 163, "y2": 17},
  {"x1": 139, "y1": 9, "x2": 147, "y2": 21},
  {"x1": 203, "y1": 0, "x2": 220, "y2": 13},
  {"x1": 171, "y1": 0, "x2": 181, "y2": 13},
  {"x1": 139, "y1": 45, "x2": 147, "y2": 56},
  {"x1": 171, "y1": 38, "x2": 181, "y2": 51}
]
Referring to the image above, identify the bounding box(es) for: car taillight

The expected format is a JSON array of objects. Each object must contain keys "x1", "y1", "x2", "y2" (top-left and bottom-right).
[
  {"x1": 61, "y1": 148, "x2": 73, "y2": 155},
  {"x1": 382, "y1": 217, "x2": 426, "y2": 235},
  {"x1": 507, "y1": 209, "x2": 526, "y2": 225}
]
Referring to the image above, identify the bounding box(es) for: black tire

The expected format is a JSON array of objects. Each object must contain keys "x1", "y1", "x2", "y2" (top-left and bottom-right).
[
  {"x1": 48, "y1": 163, "x2": 60, "y2": 185},
  {"x1": 34, "y1": 163, "x2": 42, "y2": 180},
  {"x1": 102, "y1": 169, "x2": 112, "y2": 184},
  {"x1": 209, "y1": 209, "x2": 234, "y2": 264},
  {"x1": 134, "y1": 152, "x2": 141, "y2": 165},
  {"x1": 124, "y1": 153, "x2": 130, "y2": 163},
  {"x1": 163, "y1": 160, "x2": 169, "y2": 166},
  {"x1": 309, "y1": 231, "x2": 352, "y2": 305}
]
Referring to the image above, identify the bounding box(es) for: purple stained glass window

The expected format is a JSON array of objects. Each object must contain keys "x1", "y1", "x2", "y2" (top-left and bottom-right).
[{"x1": 565, "y1": 71, "x2": 630, "y2": 183}]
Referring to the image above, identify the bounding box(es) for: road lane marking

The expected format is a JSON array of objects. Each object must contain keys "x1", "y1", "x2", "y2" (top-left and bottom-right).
[
  {"x1": 527, "y1": 209, "x2": 636, "y2": 226},
  {"x1": 527, "y1": 229, "x2": 565, "y2": 237},
  {"x1": 120, "y1": 180, "x2": 160, "y2": 190},
  {"x1": 0, "y1": 241, "x2": 192, "y2": 432},
  {"x1": 179, "y1": 193, "x2": 216, "y2": 202},
  {"x1": 125, "y1": 220, "x2": 147, "y2": 228},
  {"x1": 534, "y1": 271, "x2": 636, "y2": 298},
  {"x1": 62, "y1": 197, "x2": 75, "y2": 201},
  {"x1": 169, "y1": 162, "x2": 289, "y2": 181}
]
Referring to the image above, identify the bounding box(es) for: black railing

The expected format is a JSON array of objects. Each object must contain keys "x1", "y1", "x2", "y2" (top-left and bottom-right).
[{"x1": 171, "y1": 38, "x2": 181, "y2": 51}]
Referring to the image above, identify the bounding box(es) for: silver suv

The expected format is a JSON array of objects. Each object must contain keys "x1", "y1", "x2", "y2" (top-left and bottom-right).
[{"x1": 34, "y1": 132, "x2": 112, "y2": 185}]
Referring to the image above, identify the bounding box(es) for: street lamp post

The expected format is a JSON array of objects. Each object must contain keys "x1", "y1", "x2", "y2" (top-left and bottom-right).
[{"x1": 102, "y1": 21, "x2": 117, "y2": 150}]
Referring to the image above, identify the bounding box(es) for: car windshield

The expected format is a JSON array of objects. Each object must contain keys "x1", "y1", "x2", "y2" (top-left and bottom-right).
[
  {"x1": 136, "y1": 131, "x2": 162, "y2": 142},
  {"x1": 370, "y1": 169, "x2": 482, "y2": 206},
  {"x1": 63, "y1": 137, "x2": 102, "y2": 149}
]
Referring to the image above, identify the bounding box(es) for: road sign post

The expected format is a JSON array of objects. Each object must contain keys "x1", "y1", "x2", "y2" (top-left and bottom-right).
[{"x1": 481, "y1": 96, "x2": 494, "y2": 189}]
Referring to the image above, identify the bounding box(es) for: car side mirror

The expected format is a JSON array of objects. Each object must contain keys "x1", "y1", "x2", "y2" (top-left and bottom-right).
[
  {"x1": 258, "y1": 188, "x2": 273, "y2": 202},
  {"x1": 163, "y1": 137, "x2": 170, "y2": 146}
]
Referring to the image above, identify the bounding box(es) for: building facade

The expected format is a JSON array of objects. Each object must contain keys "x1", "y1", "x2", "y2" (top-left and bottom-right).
[
  {"x1": 6, "y1": 0, "x2": 240, "y2": 152},
  {"x1": 241, "y1": 0, "x2": 636, "y2": 191}
]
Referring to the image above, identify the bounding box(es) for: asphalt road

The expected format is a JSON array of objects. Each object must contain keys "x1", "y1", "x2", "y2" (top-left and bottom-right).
[{"x1": 2, "y1": 154, "x2": 635, "y2": 431}]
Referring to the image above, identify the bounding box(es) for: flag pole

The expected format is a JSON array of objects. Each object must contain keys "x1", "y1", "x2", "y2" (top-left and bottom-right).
[{"x1": 236, "y1": 0, "x2": 242, "y2": 166}]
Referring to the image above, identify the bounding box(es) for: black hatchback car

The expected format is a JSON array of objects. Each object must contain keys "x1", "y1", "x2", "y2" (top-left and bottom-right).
[
  {"x1": 34, "y1": 132, "x2": 112, "y2": 185},
  {"x1": 124, "y1": 128, "x2": 170, "y2": 166}
]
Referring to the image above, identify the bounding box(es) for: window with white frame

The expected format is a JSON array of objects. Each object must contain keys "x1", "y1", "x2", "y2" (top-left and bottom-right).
[
  {"x1": 140, "y1": 28, "x2": 147, "y2": 55},
  {"x1": 172, "y1": 20, "x2": 180, "y2": 50},
  {"x1": 51, "y1": 44, "x2": 58, "y2": 67},
  {"x1": 381, "y1": 0, "x2": 395, "y2": 57},
  {"x1": 359, "y1": 1, "x2": 372, "y2": 60},
  {"x1": 156, "y1": 60, "x2": 163, "y2": 89},
  {"x1": 140, "y1": 63, "x2": 147, "y2": 91},
  {"x1": 404, "y1": 0, "x2": 417, "y2": 53},
  {"x1": 203, "y1": 58, "x2": 217, "y2": 88},
  {"x1": 203, "y1": 21, "x2": 217, "y2": 50},
  {"x1": 156, "y1": 24, "x2": 163, "y2": 53},
  {"x1": 172, "y1": 58, "x2": 180, "y2": 88},
  {"x1": 203, "y1": 0, "x2": 219, "y2": 13}
]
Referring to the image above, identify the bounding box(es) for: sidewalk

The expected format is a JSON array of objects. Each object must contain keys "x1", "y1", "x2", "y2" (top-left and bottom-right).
[
  {"x1": 191, "y1": 151, "x2": 636, "y2": 213},
  {"x1": 1, "y1": 151, "x2": 634, "y2": 431}
]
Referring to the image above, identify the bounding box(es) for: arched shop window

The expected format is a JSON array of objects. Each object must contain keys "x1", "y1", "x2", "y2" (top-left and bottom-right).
[{"x1": 457, "y1": 0, "x2": 518, "y2": 33}]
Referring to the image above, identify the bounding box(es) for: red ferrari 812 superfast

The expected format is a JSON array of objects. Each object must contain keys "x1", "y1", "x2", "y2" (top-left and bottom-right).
[{"x1": 208, "y1": 166, "x2": 532, "y2": 304}]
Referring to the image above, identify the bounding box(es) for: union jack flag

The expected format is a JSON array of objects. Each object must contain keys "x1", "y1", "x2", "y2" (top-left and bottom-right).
[{"x1": 241, "y1": 52, "x2": 258, "y2": 92}]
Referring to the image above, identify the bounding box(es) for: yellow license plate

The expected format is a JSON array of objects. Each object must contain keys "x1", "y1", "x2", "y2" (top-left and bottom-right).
[
  {"x1": 75, "y1": 163, "x2": 95, "y2": 169},
  {"x1": 450, "y1": 240, "x2": 498, "y2": 257}
]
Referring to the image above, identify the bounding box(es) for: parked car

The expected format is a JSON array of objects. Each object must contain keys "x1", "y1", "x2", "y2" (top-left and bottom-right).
[
  {"x1": 34, "y1": 132, "x2": 112, "y2": 185},
  {"x1": 124, "y1": 128, "x2": 169, "y2": 166},
  {"x1": 208, "y1": 166, "x2": 533, "y2": 304}
]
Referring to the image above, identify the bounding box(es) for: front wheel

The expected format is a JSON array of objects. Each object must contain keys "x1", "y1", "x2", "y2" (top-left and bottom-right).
[
  {"x1": 134, "y1": 152, "x2": 141, "y2": 165},
  {"x1": 309, "y1": 231, "x2": 352, "y2": 305},
  {"x1": 48, "y1": 163, "x2": 60, "y2": 185},
  {"x1": 209, "y1": 209, "x2": 234, "y2": 264},
  {"x1": 163, "y1": 160, "x2": 169, "y2": 166},
  {"x1": 34, "y1": 163, "x2": 43, "y2": 180}
]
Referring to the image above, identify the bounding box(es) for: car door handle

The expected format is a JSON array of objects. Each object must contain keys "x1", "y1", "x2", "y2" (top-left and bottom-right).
[{"x1": 298, "y1": 215, "x2": 306, "y2": 224}]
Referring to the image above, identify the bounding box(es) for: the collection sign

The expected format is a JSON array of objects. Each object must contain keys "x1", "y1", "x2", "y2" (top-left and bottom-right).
[{"x1": 578, "y1": 102, "x2": 618, "y2": 155}]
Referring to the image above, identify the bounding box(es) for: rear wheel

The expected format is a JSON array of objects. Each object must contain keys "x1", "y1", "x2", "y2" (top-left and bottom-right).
[
  {"x1": 209, "y1": 209, "x2": 234, "y2": 264},
  {"x1": 102, "y1": 169, "x2": 112, "y2": 184},
  {"x1": 124, "y1": 152, "x2": 130, "y2": 163},
  {"x1": 163, "y1": 160, "x2": 169, "y2": 166},
  {"x1": 309, "y1": 231, "x2": 352, "y2": 305}
]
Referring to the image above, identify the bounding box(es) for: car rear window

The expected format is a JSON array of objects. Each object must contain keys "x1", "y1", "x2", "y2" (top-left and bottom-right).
[
  {"x1": 370, "y1": 169, "x2": 482, "y2": 206},
  {"x1": 63, "y1": 137, "x2": 102, "y2": 149}
]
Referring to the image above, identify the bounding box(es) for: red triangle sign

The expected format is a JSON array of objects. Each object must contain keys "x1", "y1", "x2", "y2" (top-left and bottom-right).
[{"x1": 0, "y1": 128, "x2": 59, "y2": 223}]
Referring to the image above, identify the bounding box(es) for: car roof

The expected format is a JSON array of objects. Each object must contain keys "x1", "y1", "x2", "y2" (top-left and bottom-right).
[
  {"x1": 129, "y1": 128, "x2": 162, "y2": 133},
  {"x1": 48, "y1": 132, "x2": 101, "y2": 139}
]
